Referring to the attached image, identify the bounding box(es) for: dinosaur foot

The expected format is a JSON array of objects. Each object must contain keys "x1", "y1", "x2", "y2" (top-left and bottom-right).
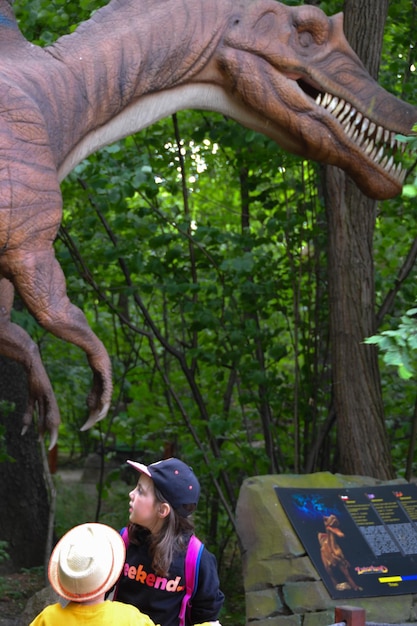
[
  {"x1": 81, "y1": 369, "x2": 112, "y2": 431},
  {"x1": 335, "y1": 582, "x2": 362, "y2": 592},
  {"x1": 21, "y1": 422, "x2": 58, "y2": 451},
  {"x1": 20, "y1": 393, "x2": 60, "y2": 450}
]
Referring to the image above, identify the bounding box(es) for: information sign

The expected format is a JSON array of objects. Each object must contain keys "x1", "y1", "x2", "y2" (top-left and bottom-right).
[{"x1": 275, "y1": 484, "x2": 417, "y2": 598}]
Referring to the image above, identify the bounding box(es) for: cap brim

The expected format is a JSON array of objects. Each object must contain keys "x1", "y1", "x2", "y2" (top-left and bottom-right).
[{"x1": 127, "y1": 460, "x2": 152, "y2": 477}]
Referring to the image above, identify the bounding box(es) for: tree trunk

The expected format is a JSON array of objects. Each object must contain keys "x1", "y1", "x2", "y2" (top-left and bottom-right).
[
  {"x1": 0, "y1": 356, "x2": 49, "y2": 570},
  {"x1": 324, "y1": 0, "x2": 394, "y2": 478}
]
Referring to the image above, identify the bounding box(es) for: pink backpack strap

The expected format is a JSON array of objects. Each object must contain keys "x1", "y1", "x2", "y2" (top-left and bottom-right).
[
  {"x1": 178, "y1": 535, "x2": 204, "y2": 626},
  {"x1": 112, "y1": 527, "x2": 129, "y2": 600}
]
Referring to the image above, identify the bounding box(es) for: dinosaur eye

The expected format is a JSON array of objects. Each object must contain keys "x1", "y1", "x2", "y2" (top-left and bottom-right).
[
  {"x1": 298, "y1": 30, "x2": 314, "y2": 48},
  {"x1": 293, "y1": 8, "x2": 330, "y2": 47}
]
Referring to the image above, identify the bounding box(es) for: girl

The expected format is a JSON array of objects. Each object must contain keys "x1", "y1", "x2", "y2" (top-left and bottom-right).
[{"x1": 115, "y1": 458, "x2": 224, "y2": 626}]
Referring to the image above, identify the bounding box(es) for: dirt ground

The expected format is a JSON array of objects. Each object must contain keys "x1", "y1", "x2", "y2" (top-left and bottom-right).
[{"x1": 0, "y1": 568, "x2": 45, "y2": 621}]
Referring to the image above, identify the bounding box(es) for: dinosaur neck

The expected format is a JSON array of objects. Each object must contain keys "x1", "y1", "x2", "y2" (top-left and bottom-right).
[{"x1": 42, "y1": 0, "x2": 232, "y2": 166}]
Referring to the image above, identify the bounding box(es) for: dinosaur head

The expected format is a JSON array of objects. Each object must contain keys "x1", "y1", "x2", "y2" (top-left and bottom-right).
[
  {"x1": 208, "y1": 1, "x2": 416, "y2": 200},
  {"x1": 323, "y1": 514, "x2": 344, "y2": 536}
]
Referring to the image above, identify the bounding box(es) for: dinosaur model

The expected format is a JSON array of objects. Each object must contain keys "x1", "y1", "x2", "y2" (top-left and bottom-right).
[{"x1": 0, "y1": 0, "x2": 416, "y2": 447}]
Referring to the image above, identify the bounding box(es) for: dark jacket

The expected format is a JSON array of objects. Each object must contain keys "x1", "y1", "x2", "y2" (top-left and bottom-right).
[{"x1": 116, "y1": 532, "x2": 224, "y2": 626}]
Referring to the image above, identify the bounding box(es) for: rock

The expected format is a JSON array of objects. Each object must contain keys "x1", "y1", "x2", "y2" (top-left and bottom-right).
[{"x1": 16, "y1": 586, "x2": 60, "y2": 626}]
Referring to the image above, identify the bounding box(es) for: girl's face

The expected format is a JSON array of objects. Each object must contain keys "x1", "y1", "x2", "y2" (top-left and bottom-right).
[{"x1": 129, "y1": 474, "x2": 165, "y2": 533}]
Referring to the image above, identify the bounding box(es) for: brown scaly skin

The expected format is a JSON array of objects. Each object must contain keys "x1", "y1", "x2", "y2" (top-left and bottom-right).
[{"x1": 0, "y1": 0, "x2": 416, "y2": 446}]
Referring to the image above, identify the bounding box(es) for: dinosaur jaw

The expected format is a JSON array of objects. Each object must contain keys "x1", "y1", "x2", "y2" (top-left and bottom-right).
[
  {"x1": 293, "y1": 76, "x2": 414, "y2": 199},
  {"x1": 222, "y1": 62, "x2": 416, "y2": 200},
  {"x1": 228, "y1": 72, "x2": 415, "y2": 199}
]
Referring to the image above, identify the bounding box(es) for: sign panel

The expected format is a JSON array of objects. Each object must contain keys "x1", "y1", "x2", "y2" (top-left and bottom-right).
[{"x1": 275, "y1": 484, "x2": 417, "y2": 598}]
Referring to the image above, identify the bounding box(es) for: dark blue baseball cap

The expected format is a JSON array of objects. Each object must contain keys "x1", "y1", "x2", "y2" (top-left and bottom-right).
[{"x1": 127, "y1": 457, "x2": 200, "y2": 517}]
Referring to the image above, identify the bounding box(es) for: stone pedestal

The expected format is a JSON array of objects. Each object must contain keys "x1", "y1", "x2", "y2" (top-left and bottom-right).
[{"x1": 236, "y1": 472, "x2": 417, "y2": 626}]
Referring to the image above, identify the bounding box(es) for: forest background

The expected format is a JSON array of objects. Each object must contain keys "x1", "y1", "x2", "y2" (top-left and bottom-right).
[{"x1": 0, "y1": 0, "x2": 416, "y2": 620}]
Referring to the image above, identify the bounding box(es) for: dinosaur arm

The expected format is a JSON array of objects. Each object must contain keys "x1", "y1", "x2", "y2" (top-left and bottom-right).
[{"x1": 0, "y1": 79, "x2": 112, "y2": 441}]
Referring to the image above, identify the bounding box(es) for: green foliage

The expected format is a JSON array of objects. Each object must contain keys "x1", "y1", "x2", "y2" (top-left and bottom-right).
[
  {"x1": 400, "y1": 125, "x2": 417, "y2": 199},
  {"x1": 365, "y1": 308, "x2": 417, "y2": 380},
  {"x1": 54, "y1": 112, "x2": 330, "y2": 483},
  {"x1": 53, "y1": 474, "x2": 128, "y2": 536},
  {"x1": 365, "y1": 125, "x2": 417, "y2": 403},
  {"x1": 14, "y1": 0, "x2": 106, "y2": 44}
]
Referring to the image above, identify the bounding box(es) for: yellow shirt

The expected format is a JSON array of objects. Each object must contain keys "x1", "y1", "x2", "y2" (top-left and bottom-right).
[{"x1": 29, "y1": 600, "x2": 159, "y2": 626}]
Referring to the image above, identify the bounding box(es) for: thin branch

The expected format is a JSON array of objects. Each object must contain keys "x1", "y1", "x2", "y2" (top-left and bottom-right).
[{"x1": 376, "y1": 235, "x2": 417, "y2": 326}]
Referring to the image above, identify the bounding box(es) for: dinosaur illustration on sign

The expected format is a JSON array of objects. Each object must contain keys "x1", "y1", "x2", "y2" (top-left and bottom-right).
[
  {"x1": 318, "y1": 514, "x2": 362, "y2": 592},
  {"x1": 0, "y1": 0, "x2": 415, "y2": 446}
]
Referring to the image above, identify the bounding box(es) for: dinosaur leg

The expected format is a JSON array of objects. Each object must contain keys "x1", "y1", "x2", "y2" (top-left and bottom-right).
[
  {"x1": 9, "y1": 252, "x2": 113, "y2": 433},
  {"x1": 340, "y1": 562, "x2": 361, "y2": 590},
  {"x1": 326, "y1": 567, "x2": 340, "y2": 589},
  {"x1": 0, "y1": 276, "x2": 60, "y2": 447}
]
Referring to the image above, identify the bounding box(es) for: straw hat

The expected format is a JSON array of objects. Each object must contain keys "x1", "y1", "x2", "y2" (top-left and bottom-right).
[{"x1": 48, "y1": 523, "x2": 125, "y2": 602}]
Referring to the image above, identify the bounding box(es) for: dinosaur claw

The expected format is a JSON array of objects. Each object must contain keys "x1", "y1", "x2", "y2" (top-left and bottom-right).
[
  {"x1": 48, "y1": 428, "x2": 58, "y2": 451},
  {"x1": 80, "y1": 401, "x2": 110, "y2": 431}
]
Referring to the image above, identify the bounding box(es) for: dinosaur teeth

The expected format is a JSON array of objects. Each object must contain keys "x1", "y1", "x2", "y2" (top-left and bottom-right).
[
  {"x1": 375, "y1": 126, "x2": 383, "y2": 144},
  {"x1": 331, "y1": 98, "x2": 342, "y2": 112},
  {"x1": 328, "y1": 97, "x2": 340, "y2": 112},
  {"x1": 340, "y1": 102, "x2": 353, "y2": 122},
  {"x1": 375, "y1": 146, "x2": 385, "y2": 163},
  {"x1": 316, "y1": 90, "x2": 410, "y2": 183},
  {"x1": 322, "y1": 93, "x2": 333, "y2": 107},
  {"x1": 358, "y1": 130, "x2": 367, "y2": 148},
  {"x1": 380, "y1": 155, "x2": 389, "y2": 169},
  {"x1": 365, "y1": 139, "x2": 375, "y2": 156}
]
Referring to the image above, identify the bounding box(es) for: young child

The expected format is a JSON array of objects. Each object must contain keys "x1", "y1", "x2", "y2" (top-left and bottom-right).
[
  {"x1": 115, "y1": 457, "x2": 224, "y2": 626},
  {"x1": 30, "y1": 522, "x2": 159, "y2": 625}
]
